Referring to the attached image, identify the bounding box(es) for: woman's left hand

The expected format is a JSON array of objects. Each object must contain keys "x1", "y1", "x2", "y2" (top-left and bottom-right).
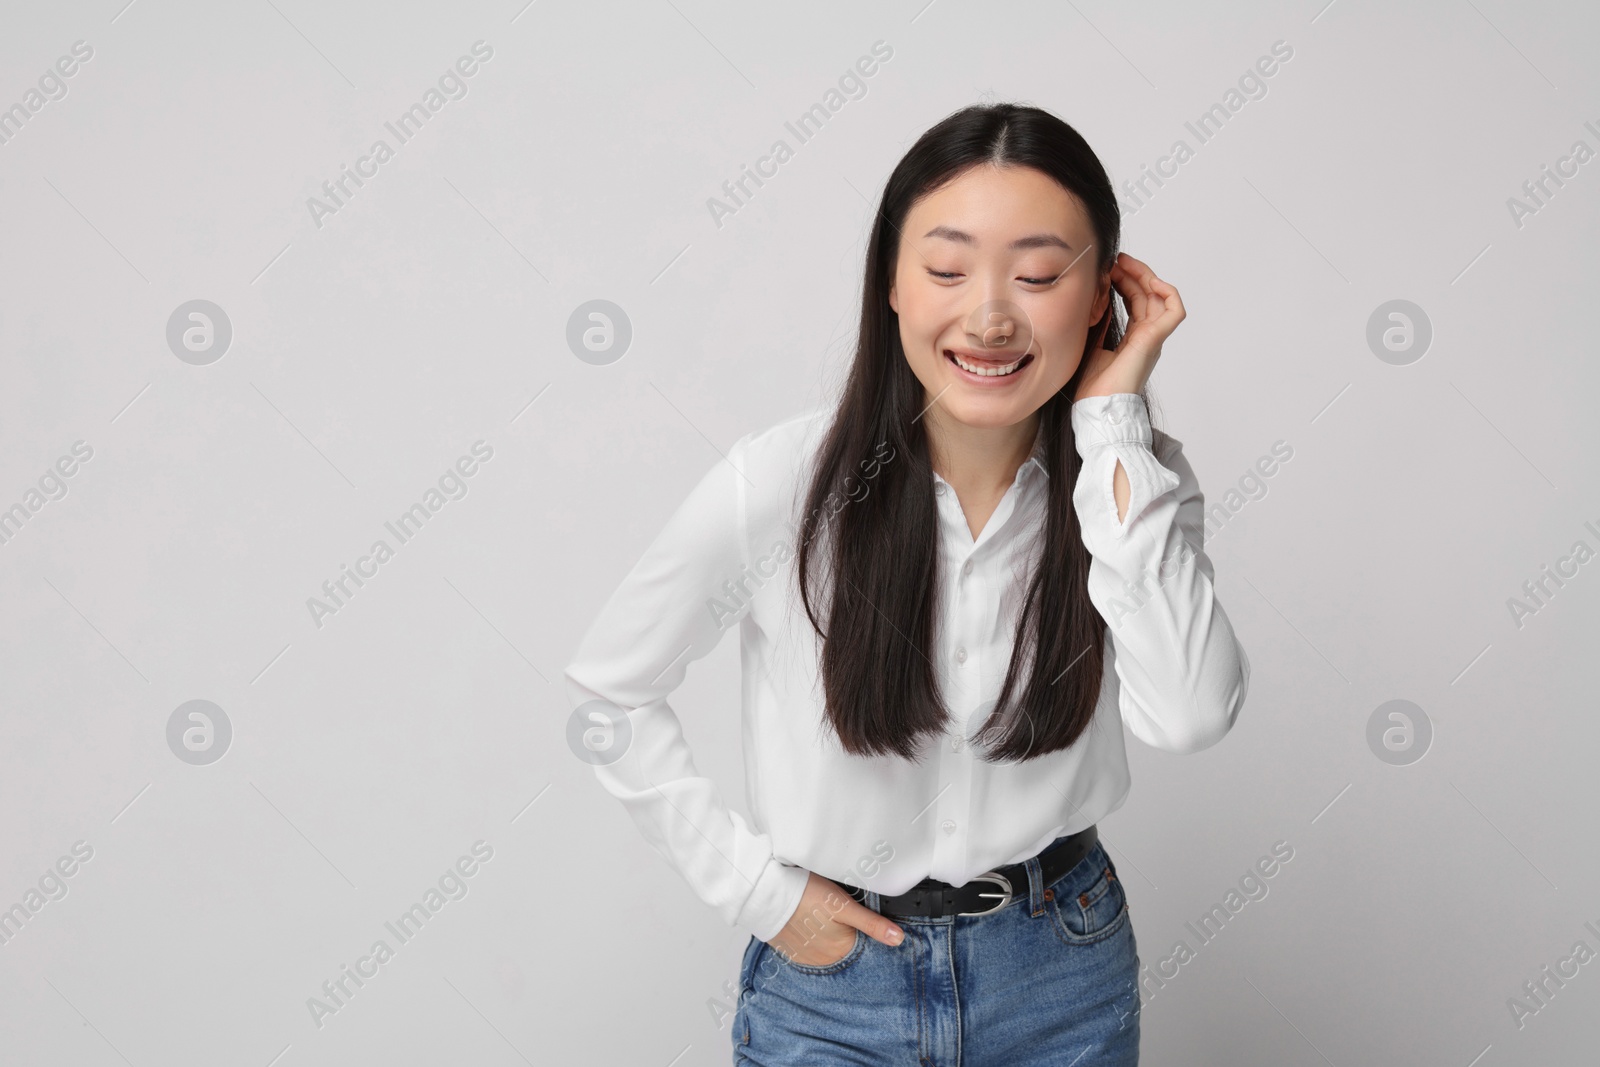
[{"x1": 1074, "y1": 253, "x2": 1185, "y2": 402}]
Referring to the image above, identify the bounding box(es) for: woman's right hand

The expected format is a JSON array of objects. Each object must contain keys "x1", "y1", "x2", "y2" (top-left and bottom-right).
[{"x1": 767, "y1": 871, "x2": 905, "y2": 967}]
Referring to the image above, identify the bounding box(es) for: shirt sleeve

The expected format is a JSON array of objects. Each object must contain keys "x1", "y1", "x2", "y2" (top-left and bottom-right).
[
  {"x1": 1070, "y1": 393, "x2": 1251, "y2": 754},
  {"x1": 562, "y1": 436, "x2": 811, "y2": 942}
]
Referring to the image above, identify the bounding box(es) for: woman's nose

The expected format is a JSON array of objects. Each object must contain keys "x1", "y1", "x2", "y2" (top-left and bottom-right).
[{"x1": 965, "y1": 297, "x2": 1032, "y2": 352}]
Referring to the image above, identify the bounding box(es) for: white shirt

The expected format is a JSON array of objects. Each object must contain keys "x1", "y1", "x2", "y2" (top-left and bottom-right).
[{"x1": 562, "y1": 393, "x2": 1250, "y2": 942}]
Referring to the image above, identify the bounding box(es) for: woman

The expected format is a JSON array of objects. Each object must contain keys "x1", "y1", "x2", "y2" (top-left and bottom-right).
[{"x1": 563, "y1": 102, "x2": 1251, "y2": 1065}]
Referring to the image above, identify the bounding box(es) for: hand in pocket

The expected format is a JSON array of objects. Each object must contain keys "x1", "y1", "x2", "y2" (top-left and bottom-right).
[{"x1": 768, "y1": 871, "x2": 904, "y2": 967}]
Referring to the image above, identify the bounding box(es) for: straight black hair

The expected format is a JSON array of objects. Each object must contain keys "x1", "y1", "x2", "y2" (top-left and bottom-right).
[{"x1": 795, "y1": 101, "x2": 1159, "y2": 763}]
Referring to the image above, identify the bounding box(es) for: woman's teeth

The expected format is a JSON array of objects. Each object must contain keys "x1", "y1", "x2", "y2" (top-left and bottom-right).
[{"x1": 948, "y1": 350, "x2": 1030, "y2": 376}]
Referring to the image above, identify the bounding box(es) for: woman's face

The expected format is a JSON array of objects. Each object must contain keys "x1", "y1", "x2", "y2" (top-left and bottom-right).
[{"x1": 888, "y1": 164, "x2": 1110, "y2": 430}]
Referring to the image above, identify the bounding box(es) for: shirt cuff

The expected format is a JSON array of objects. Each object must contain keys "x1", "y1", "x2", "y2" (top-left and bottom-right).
[
  {"x1": 738, "y1": 856, "x2": 812, "y2": 942},
  {"x1": 1071, "y1": 393, "x2": 1182, "y2": 538}
]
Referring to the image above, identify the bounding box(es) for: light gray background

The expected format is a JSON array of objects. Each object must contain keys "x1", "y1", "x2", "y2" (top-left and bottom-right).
[{"x1": 2, "y1": 0, "x2": 1597, "y2": 1063}]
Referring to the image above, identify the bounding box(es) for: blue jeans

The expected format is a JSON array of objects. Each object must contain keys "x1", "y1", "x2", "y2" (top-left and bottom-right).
[{"x1": 731, "y1": 836, "x2": 1141, "y2": 1065}]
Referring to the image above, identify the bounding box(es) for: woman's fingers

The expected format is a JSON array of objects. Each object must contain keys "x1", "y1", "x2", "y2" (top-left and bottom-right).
[
  {"x1": 772, "y1": 874, "x2": 905, "y2": 966},
  {"x1": 1111, "y1": 256, "x2": 1151, "y2": 328},
  {"x1": 1112, "y1": 254, "x2": 1184, "y2": 340},
  {"x1": 1115, "y1": 255, "x2": 1161, "y2": 322},
  {"x1": 844, "y1": 899, "x2": 904, "y2": 947},
  {"x1": 1155, "y1": 278, "x2": 1185, "y2": 331}
]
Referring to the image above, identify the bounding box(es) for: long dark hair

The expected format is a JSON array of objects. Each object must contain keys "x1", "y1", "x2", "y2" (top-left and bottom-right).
[{"x1": 795, "y1": 101, "x2": 1159, "y2": 764}]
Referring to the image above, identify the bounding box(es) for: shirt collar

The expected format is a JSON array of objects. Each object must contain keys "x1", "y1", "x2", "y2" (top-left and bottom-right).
[{"x1": 1022, "y1": 417, "x2": 1048, "y2": 483}]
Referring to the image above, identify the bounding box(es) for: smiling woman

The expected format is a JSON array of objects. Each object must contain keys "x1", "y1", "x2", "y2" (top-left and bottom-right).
[
  {"x1": 889, "y1": 164, "x2": 1110, "y2": 432},
  {"x1": 564, "y1": 101, "x2": 1250, "y2": 1067}
]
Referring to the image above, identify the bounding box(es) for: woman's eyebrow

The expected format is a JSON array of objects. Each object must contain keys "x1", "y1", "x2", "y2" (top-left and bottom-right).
[{"x1": 922, "y1": 225, "x2": 1073, "y2": 252}]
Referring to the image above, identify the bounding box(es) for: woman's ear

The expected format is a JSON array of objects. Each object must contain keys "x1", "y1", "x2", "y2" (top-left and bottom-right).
[
  {"x1": 888, "y1": 281, "x2": 898, "y2": 315},
  {"x1": 1090, "y1": 269, "x2": 1112, "y2": 322}
]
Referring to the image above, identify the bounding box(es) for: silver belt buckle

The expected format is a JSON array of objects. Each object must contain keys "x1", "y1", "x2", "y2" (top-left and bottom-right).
[{"x1": 962, "y1": 870, "x2": 1013, "y2": 916}]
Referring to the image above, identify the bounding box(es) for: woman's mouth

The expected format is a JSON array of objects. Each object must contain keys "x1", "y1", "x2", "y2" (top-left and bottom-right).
[{"x1": 945, "y1": 348, "x2": 1034, "y2": 382}]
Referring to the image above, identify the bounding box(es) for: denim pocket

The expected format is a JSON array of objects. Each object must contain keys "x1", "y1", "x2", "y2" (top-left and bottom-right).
[
  {"x1": 772, "y1": 926, "x2": 867, "y2": 975},
  {"x1": 1046, "y1": 845, "x2": 1129, "y2": 946}
]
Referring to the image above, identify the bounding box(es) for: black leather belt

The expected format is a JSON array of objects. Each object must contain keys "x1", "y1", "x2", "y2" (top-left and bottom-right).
[{"x1": 843, "y1": 825, "x2": 1098, "y2": 919}]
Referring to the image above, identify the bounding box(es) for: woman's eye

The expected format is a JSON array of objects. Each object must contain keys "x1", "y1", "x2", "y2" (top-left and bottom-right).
[{"x1": 925, "y1": 269, "x2": 1056, "y2": 286}]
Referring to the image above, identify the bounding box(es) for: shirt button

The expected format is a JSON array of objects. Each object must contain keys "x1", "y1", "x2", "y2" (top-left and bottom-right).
[
  {"x1": 941, "y1": 819, "x2": 957, "y2": 835},
  {"x1": 935, "y1": 482, "x2": 947, "y2": 496},
  {"x1": 962, "y1": 559, "x2": 973, "y2": 577},
  {"x1": 951, "y1": 735, "x2": 963, "y2": 752},
  {"x1": 955, "y1": 646, "x2": 967, "y2": 665}
]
